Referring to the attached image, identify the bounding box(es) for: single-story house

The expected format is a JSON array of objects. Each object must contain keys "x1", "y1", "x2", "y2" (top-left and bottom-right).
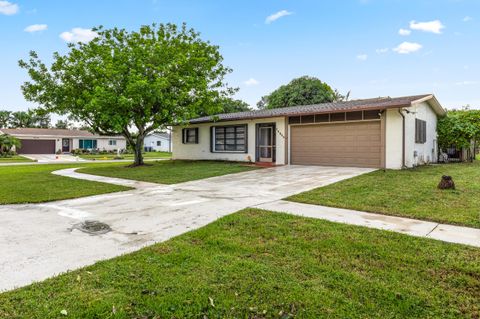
[
  {"x1": 144, "y1": 132, "x2": 171, "y2": 152},
  {"x1": 172, "y1": 94, "x2": 446, "y2": 169},
  {"x1": 0, "y1": 128, "x2": 126, "y2": 154}
]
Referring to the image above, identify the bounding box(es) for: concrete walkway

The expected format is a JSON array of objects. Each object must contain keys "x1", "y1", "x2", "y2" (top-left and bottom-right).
[
  {"x1": 0, "y1": 165, "x2": 372, "y2": 291},
  {"x1": 256, "y1": 200, "x2": 480, "y2": 248},
  {"x1": 52, "y1": 168, "x2": 159, "y2": 189},
  {"x1": 0, "y1": 157, "x2": 169, "y2": 166}
]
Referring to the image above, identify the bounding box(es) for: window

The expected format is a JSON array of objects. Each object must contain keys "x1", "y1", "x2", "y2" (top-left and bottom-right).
[
  {"x1": 108, "y1": 140, "x2": 117, "y2": 146},
  {"x1": 182, "y1": 128, "x2": 199, "y2": 144},
  {"x1": 157, "y1": 140, "x2": 161, "y2": 146},
  {"x1": 212, "y1": 125, "x2": 247, "y2": 153},
  {"x1": 79, "y1": 139, "x2": 97, "y2": 149},
  {"x1": 415, "y1": 119, "x2": 427, "y2": 144}
]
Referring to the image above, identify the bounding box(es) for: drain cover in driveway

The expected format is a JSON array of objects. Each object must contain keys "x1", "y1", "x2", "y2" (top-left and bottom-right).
[{"x1": 70, "y1": 220, "x2": 111, "y2": 235}]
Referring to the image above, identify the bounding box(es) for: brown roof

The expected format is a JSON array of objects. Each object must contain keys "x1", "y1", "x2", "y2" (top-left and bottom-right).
[
  {"x1": 0, "y1": 128, "x2": 117, "y2": 138},
  {"x1": 188, "y1": 94, "x2": 444, "y2": 124}
]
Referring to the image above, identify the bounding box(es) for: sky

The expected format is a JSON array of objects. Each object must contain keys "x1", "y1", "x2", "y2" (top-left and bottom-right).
[{"x1": 0, "y1": 0, "x2": 479, "y2": 113}]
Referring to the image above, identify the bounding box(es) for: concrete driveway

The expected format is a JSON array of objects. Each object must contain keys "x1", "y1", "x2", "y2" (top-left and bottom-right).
[{"x1": 0, "y1": 165, "x2": 372, "y2": 291}]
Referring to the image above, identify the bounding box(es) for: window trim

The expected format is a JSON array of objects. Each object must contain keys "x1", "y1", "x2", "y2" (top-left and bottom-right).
[
  {"x1": 210, "y1": 124, "x2": 248, "y2": 153},
  {"x1": 182, "y1": 128, "x2": 199, "y2": 144}
]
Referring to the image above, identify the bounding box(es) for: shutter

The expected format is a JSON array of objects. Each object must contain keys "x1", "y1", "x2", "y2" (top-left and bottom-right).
[
  {"x1": 182, "y1": 128, "x2": 186, "y2": 144},
  {"x1": 423, "y1": 121, "x2": 427, "y2": 143},
  {"x1": 210, "y1": 127, "x2": 214, "y2": 152},
  {"x1": 195, "y1": 128, "x2": 199, "y2": 144}
]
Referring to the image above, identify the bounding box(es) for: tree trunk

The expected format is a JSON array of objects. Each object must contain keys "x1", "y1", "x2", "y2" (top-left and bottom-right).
[{"x1": 133, "y1": 135, "x2": 145, "y2": 166}]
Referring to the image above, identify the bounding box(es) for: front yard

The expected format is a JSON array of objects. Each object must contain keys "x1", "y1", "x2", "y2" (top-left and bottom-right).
[
  {"x1": 288, "y1": 161, "x2": 480, "y2": 228},
  {"x1": 1, "y1": 209, "x2": 478, "y2": 318},
  {"x1": 79, "y1": 160, "x2": 257, "y2": 184},
  {"x1": 79, "y1": 151, "x2": 171, "y2": 161},
  {"x1": 0, "y1": 155, "x2": 34, "y2": 163},
  {"x1": 0, "y1": 161, "x2": 256, "y2": 204},
  {"x1": 0, "y1": 164, "x2": 130, "y2": 204}
]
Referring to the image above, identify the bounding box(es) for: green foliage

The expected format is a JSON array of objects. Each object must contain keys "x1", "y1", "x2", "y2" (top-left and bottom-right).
[
  {"x1": 257, "y1": 76, "x2": 337, "y2": 109},
  {"x1": 0, "y1": 110, "x2": 11, "y2": 128},
  {"x1": 2, "y1": 109, "x2": 50, "y2": 128},
  {"x1": 54, "y1": 120, "x2": 70, "y2": 129},
  {"x1": 19, "y1": 23, "x2": 233, "y2": 165},
  {"x1": 437, "y1": 109, "x2": 480, "y2": 149},
  {"x1": 208, "y1": 97, "x2": 251, "y2": 115},
  {"x1": 0, "y1": 134, "x2": 21, "y2": 157}
]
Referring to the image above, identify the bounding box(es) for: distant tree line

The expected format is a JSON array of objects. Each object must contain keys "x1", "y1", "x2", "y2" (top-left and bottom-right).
[{"x1": 0, "y1": 109, "x2": 81, "y2": 130}]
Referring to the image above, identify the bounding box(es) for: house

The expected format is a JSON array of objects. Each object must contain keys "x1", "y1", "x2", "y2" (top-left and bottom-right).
[
  {"x1": 0, "y1": 128, "x2": 126, "y2": 154},
  {"x1": 144, "y1": 132, "x2": 171, "y2": 152},
  {"x1": 172, "y1": 94, "x2": 446, "y2": 169}
]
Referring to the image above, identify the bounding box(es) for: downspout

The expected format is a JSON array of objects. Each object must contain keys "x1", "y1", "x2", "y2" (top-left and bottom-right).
[{"x1": 398, "y1": 108, "x2": 407, "y2": 169}]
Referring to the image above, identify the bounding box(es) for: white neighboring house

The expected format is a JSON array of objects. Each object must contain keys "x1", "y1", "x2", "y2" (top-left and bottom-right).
[
  {"x1": 144, "y1": 132, "x2": 171, "y2": 152},
  {"x1": 171, "y1": 94, "x2": 446, "y2": 169},
  {"x1": 0, "y1": 128, "x2": 126, "y2": 154}
]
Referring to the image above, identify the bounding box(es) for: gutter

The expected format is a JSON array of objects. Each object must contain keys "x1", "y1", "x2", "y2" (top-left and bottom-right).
[{"x1": 398, "y1": 108, "x2": 407, "y2": 169}]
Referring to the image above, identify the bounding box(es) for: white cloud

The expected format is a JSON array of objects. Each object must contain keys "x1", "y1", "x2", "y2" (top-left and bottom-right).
[
  {"x1": 409, "y1": 20, "x2": 445, "y2": 34},
  {"x1": 463, "y1": 16, "x2": 472, "y2": 22},
  {"x1": 356, "y1": 54, "x2": 368, "y2": 61},
  {"x1": 376, "y1": 48, "x2": 389, "y2": 54},
  {"x1": 265, "y1": 10, "x2": 293, "y2": 24},
  {"x1": 24, "y1": 24, "x2": 48, "y2": 33},
  {"x1": 60, "y1": 28, "x2": 98, "y2": 43},
  {"x1": 398, "y1": 28, "x2": 411, "y2": 36},
  {"x1": 244, "y1": 78, "x2": 259, "y2": 86},
  {"x1": 393, "y1": 42, "x2": 422, "y2": 54},
  {"x1": 0, "y1": 1, "x2": 19, "y2": 15}
]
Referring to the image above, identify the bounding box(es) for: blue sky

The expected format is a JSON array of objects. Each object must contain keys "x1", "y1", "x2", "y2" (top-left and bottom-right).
[{"x1": 1, "y1": 0, "x2": 479, "y2": 112}]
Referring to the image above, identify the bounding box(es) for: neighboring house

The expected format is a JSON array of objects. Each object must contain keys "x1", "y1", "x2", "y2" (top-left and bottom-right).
[
  {"x1": 0, "y1": 128, "x2": 126, "y2": 154},
  {"x1": 172, "y1": 94, "x2": 446, "y2": 169},
  {"x1": 144, "y1": 132, "x2": 171, "y2": 152}
]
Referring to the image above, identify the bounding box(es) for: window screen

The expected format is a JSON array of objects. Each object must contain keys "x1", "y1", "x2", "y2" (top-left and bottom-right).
[
  {"x1": 182, "y1": 128, "x2": 199, "y2": 144},
  {"x1": 415, "y1": 119, "x2": 427, "y2": 144},
  {"x1": 212, "y1": 125, "x2": 247, "y2": 152}
]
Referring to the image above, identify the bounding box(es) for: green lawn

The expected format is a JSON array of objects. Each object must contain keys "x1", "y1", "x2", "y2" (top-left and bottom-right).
[
  {"x1": 288, "y1": 161, "x2": 480, "y2": 228},
  {"x1": 0, "y1": 155, "x2": 34, "y2": 163},
  {"x1": 79, "y1": 151, "x2": 171, "y2": 160},
  {"x1": 80, "y1": 160, "x2": 257, "y2": 184},
  {"x1": 0, "y1": 164, "x2": 130, "y2": 204},
  {"x1": 1, "y1": 209, "x2": 478, "y2": 318}
]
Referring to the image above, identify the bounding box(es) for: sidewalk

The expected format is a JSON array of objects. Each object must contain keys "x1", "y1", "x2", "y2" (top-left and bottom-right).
[{"x1": 256, "y1": 200, "x2": 480, "y2": 248}]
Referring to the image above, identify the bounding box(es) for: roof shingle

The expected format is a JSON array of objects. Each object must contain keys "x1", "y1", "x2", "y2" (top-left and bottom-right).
[{"x1": 188, "y1": 94, "x2": 435, "y2": 124}]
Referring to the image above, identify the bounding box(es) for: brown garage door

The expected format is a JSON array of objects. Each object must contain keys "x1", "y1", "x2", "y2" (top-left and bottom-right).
[
  {"x1": 291, "y1": 121, "x2": 382, "y2": 168},
  {"x1": 17, "y1": 139, "x2": 56, "y2": 154}
]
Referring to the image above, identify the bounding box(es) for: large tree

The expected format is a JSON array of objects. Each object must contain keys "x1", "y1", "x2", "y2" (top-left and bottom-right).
[
  {"x1": 0, "y1": 111, "x2": 11, "y2": 128},
  {"x1": 19, "y1": 23, "x2": 233, "y2": 165},
  {"x1": 437, "y1": 108, "x2": 480, "y2": 155},
  {"x1": 257, "y1": 76, "x2": 340, "y2": 109}
]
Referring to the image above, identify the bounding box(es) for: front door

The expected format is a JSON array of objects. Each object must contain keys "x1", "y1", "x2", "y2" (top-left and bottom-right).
[
  {"x1": 62, "y1": 138, "x2": 70, "y2": 152},
  {"x1": 258, "y1": 126, "x2": 274, "y2": 162}
]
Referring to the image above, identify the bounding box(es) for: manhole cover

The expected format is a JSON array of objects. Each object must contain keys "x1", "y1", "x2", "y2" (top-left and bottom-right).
[{"x1": 70, "y1": 220, "x2": 112, "y2": 235}]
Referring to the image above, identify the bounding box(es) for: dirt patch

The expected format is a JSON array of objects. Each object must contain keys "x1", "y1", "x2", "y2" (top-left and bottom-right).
[{"x1": 70, "y1": 220, "x2": 112, "y2": 235}]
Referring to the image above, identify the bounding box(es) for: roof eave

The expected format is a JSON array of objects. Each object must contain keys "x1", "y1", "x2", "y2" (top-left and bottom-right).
[{"x1": 411, "y1": 94, "x2": 446, "y2": 116}]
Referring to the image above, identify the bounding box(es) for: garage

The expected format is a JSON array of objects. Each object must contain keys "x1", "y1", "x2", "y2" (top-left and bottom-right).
[
  {"x1": 290, "y1": 121, "x2": 382, "y2": 168},
  {"x1": 17, "y1": 139, "x2": 56, "y2": 154}
]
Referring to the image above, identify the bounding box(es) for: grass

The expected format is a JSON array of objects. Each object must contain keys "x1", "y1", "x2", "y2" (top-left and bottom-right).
[
  {"x1": 287, "y1": 161, "x2": 480, "y2": 228},
  {"x1": 80, "y1": 160, "x2": 258, "y2": 184},
  {"x1": 0, "y1": 161, "x2": 256, "y2": 204},
  {"x1": 1, "y1": 209, "x2": 478, "y2": 318},
  {"x1": 0, "y1": 164, "x2": 130, "y2": 204},
  {"x1": 0, "y1": 155, "x2": 34, "y2": 163},
  {"x1": 79, "y1": 151, "x2": 171, "y2": 160}
]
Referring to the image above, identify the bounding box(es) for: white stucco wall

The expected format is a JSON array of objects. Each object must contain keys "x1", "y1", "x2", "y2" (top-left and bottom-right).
[
  {"x1": 385, "y1": 109, "x2": 403, "y2": 169},
  {"x1": 172, "y1": 117, "x2": 287, "y2": 164},
  {"x1": 144, "y1": 135, "x2": 171, "y2": 152},
  {"x1": 72, "y1": 137, "x2": 126, "y2": 151},
  {"x1": 408, "y1": 101, "x2": 438, "y2": 166},
  {"x1": 385, "y1": 102, "x2": 439, "y2": 169}
]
